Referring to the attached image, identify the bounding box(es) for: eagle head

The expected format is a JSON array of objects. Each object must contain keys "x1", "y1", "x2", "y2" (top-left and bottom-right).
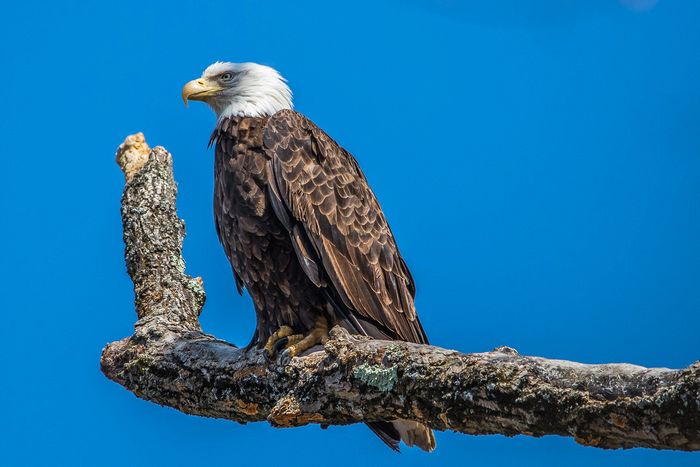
[{"x1": 182, "y1": 62, "x2": 292, "y2": 119}]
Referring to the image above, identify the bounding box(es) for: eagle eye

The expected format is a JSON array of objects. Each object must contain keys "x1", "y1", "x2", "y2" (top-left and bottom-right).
[{"x1": 220, "y1": 72, "x2": 233, "y2": 82}]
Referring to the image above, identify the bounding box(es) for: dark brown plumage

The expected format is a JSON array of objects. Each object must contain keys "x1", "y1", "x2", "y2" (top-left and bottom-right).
[{"x1": 211, "y1": 109, "x2": 434, "y2": 451}]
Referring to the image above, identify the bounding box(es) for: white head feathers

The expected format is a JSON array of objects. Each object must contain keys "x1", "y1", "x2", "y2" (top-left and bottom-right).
[{"x1": 197, "y1": 62, "x2": 293, "y2": 120}]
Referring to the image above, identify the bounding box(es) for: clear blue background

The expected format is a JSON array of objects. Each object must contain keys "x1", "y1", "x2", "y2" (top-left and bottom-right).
[{"x1": 1, "y1": 0, "x2": 698, "y2": 465}]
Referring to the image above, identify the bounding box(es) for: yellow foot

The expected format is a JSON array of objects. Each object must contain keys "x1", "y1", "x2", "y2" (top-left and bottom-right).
[
  {"x1": 264, "y1": 326, "x2": 299, "y2": 358},
  {"x1": 263, "y1": 317, "x2": 330, "y2": 364},
  {"x1": 280, "y1": 316, "x2": 329, "y2": 365}
]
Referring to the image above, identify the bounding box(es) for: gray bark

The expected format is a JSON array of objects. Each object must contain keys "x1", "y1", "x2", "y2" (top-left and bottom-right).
[{"x1": 102, "y1": 134, "x2": 700, "y2": 451}]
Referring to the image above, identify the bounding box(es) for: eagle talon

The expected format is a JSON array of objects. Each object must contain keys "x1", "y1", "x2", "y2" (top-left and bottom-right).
[
  {"x1": 272, "y1": 336, "x2": 289, "y2": 354},
  {"x1": 277, "y1": 316, "x2": 329, "y2": 365},
  {"x1": 263, "y1": 325, "x2": 296, "y2": 358},
  {"x1": 279, "y1": 348, "x2": 294, "y2": 366},
  {"x1": 263, "y1": 346, "x2": 281, "y2": 362}
]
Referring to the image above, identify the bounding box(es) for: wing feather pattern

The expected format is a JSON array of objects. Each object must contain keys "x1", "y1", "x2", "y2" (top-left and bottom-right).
[{"x1": 263, "y1": 109, "x2": 428, "y2": 345}]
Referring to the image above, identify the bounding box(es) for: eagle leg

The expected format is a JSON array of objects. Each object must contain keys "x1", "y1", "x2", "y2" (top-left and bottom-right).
[{"x1": 279, "y1": 316, "x2": 329, "y2": 365}]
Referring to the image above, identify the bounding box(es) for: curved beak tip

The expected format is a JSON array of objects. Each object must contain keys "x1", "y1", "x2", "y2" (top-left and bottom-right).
[{"x1": 182, "y1": 79, "x2": 206, "y2": 108}]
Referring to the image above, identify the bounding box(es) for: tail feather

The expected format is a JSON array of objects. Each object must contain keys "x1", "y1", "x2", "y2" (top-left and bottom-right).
[
  {"x1": 366, "y1": 420, "x2": 435, "y2": 452},
  {"x1": 331, "y1": 297, "x2": 435, "y2": 452},
  {"x1": 366, "y1": 421, "x2": 400, "y2": 452},
  {"x1": 394, "y1": 420, "x2": 436, "y2": 452}
]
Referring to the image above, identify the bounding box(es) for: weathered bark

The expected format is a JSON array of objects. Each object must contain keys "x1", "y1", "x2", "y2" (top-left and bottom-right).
[{"x1": 102, "y1": 134, "x2": 700, "y2": 451}]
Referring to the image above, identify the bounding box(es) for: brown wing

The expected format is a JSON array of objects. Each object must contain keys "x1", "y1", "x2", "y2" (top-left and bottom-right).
[{"x1": 263, "y1": 109, "x2": 427, "y2": 344}]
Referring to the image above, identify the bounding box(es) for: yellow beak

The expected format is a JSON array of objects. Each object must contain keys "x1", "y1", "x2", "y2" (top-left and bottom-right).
[{"x1": 182, "y1": 79, "x2": 220, "y2": 106}]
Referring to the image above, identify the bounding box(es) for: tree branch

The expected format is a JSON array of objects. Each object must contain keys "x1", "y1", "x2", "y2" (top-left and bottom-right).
[{"x1": 102, "y1": 134, "x2": 700, "y2": 451}]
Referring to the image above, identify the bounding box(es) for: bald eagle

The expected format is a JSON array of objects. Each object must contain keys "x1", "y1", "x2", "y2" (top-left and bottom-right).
[{"x1": 182, "y1": 62, "x2": 435, "y2": 452}]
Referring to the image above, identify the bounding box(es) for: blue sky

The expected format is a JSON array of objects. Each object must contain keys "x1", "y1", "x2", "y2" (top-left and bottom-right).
[{"x1": 1, "y1": 0, "x2": 699, "y2": 465}]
